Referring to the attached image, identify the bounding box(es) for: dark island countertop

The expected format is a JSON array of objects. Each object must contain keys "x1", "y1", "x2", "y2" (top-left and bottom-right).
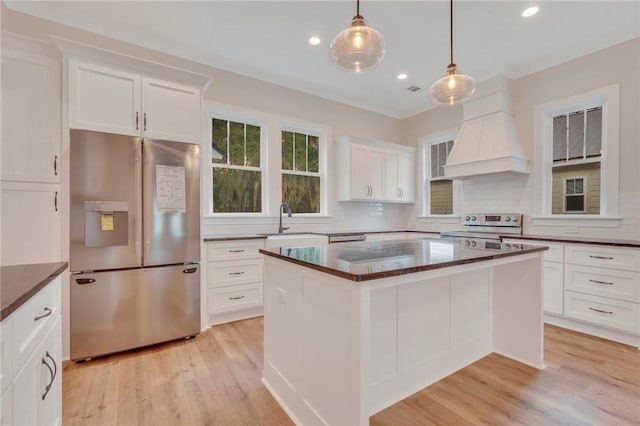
[
  {"x1": 1, "y1": 262, "x2": 68, "y2": 321},
  {"x1": 502, "y1": 234, "x2": 640, "y2": 248},
  {"x1": 260, "y1": 238, "x2": 547, "y2": 282}
]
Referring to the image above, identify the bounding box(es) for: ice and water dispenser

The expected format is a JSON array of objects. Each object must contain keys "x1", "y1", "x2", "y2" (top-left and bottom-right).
[{"x1": 84, "y1": 200, "x2": 129, "y2": 247}]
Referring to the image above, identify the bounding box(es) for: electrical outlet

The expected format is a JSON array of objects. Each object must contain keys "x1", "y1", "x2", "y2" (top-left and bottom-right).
[{"x1": 565, "y1": 226, "x2": 579, "y2": 233}]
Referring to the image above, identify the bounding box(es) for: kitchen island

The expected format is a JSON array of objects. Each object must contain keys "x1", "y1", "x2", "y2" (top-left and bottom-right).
[{"x1": 260, "y1": 238, "x2": 548, "y2": 426}]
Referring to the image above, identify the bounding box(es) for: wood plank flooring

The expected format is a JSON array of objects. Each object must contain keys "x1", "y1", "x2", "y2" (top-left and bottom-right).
[{"x1": 63, "y1": 319, "x2": 640, "y2": 425}]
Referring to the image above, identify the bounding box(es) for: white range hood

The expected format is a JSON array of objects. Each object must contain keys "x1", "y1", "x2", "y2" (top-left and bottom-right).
[{"x1": 444, "y1": 76, "x2": 529, "y2": 179}]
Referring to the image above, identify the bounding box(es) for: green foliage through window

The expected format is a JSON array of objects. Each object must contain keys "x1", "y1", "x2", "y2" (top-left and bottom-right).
[
  {"x1": 282, "y1": 130, "x2": 321, "y2": 214},
  {"x1": 212, "y1": 117, "x2": 262, "y2": 213}
]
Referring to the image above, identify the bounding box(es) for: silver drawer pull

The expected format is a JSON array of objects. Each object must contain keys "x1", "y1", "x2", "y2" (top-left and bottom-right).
[
  {"x1": 34, "y1": 307, "x2": 52, "y2": 322},
  {"x1": 589, "y1": 279, "x2": 614, "y2": 286},
  {"x1": 589, "y1": 307, "x2": 614, "y2": 315},
  {"x1": 228, "y1": 249, "x2": 245, "y2": 253},
  {"x1": 229, "y1": 295, "x2": 245, "y2": 300},
  {"x1": 589, "y1": 255, "x2": 614, "y2": 260},
  {"x1": 229, "y1": 271, "x2": 245, "y2": 276}
]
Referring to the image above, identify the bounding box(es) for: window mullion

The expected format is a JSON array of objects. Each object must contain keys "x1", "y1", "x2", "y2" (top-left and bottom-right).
[{"x1": 226, "y1": 120, "x2": 230, "y2": 165}]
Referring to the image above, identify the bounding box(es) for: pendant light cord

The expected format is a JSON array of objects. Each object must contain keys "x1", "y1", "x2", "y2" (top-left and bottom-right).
[
  {"x1": 356, "y1": 0, "x2": 361, "y2": 18},
  {"x1": 449, "y1": 0, "x2": 454, "y2": 66}
]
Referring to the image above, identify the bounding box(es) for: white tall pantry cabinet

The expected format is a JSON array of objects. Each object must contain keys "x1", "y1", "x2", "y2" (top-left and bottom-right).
[{"x1": 1, "y1": 33, "x2": 62, "y2": 266}]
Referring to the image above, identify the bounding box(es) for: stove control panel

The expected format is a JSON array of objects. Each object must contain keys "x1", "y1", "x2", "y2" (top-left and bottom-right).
[{"x1": 462, "y1": 213, "x2": 522, "y2": 227}]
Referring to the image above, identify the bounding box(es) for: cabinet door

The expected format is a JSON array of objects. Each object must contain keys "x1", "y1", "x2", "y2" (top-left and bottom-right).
[
  {"x1": 0, "y1": 386, "x2": 12, "y2": 426},
  {"x1": 397, "y1": 153, "x2": 415, "y2": 202},
  {"x1": 68, "y1": 59, "x2": 141, "y2": 136},
  {"x1": 349, "y1": 144, "x2": 370, "y2": 199},
  {"x1": 1, "y1": 182, "x2": 61, "y2": 265},
  {"x1": 1, "y1": 43, "x2": 60, "y2": 183},
  {"x1": 367, "y1": 147, "x2": 385, "y2": 199},
  {"x1": 141, "y1": 77, "x2": 201, "y2": 143},
  {"x1": 543, "y1": 261, "x2": 564, "y2": 315},
  {"x1": 13, "y1": 318, "x2": 61, "y2": 426},
  {"x1": 385, "y1": 151, "x2": 400, "y2": 201}
]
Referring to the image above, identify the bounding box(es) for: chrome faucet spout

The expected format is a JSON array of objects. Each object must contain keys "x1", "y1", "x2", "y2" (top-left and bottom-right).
[{"x1": 279, "y1": 202, "x2": 292, "y2": 233}]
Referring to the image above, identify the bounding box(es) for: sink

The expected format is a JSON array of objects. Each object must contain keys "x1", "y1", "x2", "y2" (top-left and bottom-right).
[{"x1": 262, "y1": 233, "x2": 328, "y2": 249}]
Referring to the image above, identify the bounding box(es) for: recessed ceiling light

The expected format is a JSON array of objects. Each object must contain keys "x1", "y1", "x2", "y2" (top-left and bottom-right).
[
  {"x1": 308, "y1": 37, "x2": 321, "y2": 46},
  {"x1": 522, "y1": 6, "x2": 539, "y2": 17},
  {"x1": 397, "y1": 73, "x2": 408, "y2": 80}
]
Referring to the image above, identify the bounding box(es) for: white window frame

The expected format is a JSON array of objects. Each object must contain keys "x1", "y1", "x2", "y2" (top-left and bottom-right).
[
  {"x1": 562, "y1": 176, "x2": 587, "y2": 213},
  {"x1": 207, "y1": 108, "x2": 268, "y2": 217},
  {"x1": 532, "y1": 84, "x2": 620, "y2": 226},
  {"x1": 280, "y1": 125, "x2": 326, "y2": 216},
  {"x1": 418, "y1": 129, "x2": 461, "y2": 221}
]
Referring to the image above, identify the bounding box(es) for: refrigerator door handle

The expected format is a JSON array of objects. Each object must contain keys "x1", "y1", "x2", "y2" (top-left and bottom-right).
[
  {"x1": 76, "y1": 278, "x2": 96, "y2": 285},
  {"x1": 182, "y1": 267, "x2": 198, "y2": 274}
]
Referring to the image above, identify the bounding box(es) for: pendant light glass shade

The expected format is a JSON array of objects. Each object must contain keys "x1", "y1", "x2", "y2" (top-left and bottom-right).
[
  {"x1": 429, "y1": 64, "x2": 476, "y2": 105},
  {"x1": 330, "y1": 4, "x2": 385, "y2": 73},
  {"x1": 430, "y1": 0, "x2": 475, "y2": 105}
]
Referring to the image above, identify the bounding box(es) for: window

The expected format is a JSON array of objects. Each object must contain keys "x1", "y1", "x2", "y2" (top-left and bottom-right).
[
  {"x1": 550, "y1": 106, "x2": 602, "y2": 215},
  {"x1": 281, "y1": 130, "x2": 321, "y2": 213},
  {"x1": 429, "y1": 139, "x2": 454, "y2": 215},
  {"x1": 211, "y1": 117, "x2": 263, "y2": 213},
  {"x1": 533, "y1": 84, "x2": 620, "y2": 221},
  {"x1": 563, "y1": 177, "x2": 586, "y2": 212}
]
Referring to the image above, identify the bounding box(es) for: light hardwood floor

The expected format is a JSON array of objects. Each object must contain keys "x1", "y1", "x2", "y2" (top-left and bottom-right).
[{"x1": 63, "y1": 318, "x2": 640, "y2": 425}]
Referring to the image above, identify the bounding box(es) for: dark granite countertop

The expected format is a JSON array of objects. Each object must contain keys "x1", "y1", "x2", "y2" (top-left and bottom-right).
[
  {"x1": 260, "y1": 238, "x2": 547, "y2": 282},
  {"x1": 1, "y1": 262, "x2": 68, "y2": 321},
  {"x1": 502, "y1": 234, "x2": 640, "y2": 248}
]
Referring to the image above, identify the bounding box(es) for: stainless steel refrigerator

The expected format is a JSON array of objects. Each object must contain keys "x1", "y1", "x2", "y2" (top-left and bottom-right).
[{"x1": 70, "y1": 129, "x2": 201, "y2": 360}]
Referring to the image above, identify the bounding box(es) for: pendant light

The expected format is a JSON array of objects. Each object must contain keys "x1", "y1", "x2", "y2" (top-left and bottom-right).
[
  {"x1": 330, "y1": 0, "x2": 385, "y2": 73},
  {"x1": 429, "y1": 0, "x2": 475, "y2": 105}
]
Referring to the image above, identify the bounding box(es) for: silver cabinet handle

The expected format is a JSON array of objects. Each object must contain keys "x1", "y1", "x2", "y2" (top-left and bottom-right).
[
  {"x1": 46, "y1": 351, "x2": 57, "y2": 386},
  {"x1": 41, "y1": 357, "x2": 54, "y2": 400},
  {"x1": 53, "y1": 155, "x2": 58, "y2": 176},
  {"x1": 54, "y1": 191, "x2": 58, "y2": 212},
  {"x1": 229, "y1": 295, "x2": 245, "y2": 300},
  {"x1": 228, "y1": 249, "x2": 245, "y2": 253},
  {"x1": 229, "y1": 271, "x2": 245, "y2": 276},
  {"x1": 589, "y1": 279, "x2": 614, "y2": 286},
  {"x1": 143, "y1": 112, "x2": 147, "y2": 131},
  {"x1": 589, "y1": 255, "x2": 614, "y2": 260},
  {"x1": 34, "y1": 307, "x2": 52, "y2": 322},
  {"x1": 136, "y1": 111, "x2": 139, "y2": 130},
  {"x1": 589, "y1": 307, "x2": 613, "y2": 314}
]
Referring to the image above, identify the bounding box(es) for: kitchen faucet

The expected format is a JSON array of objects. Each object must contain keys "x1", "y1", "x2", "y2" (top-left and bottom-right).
[{"x1": 279, "y1": 202, "x2": 292, "y2": 233}]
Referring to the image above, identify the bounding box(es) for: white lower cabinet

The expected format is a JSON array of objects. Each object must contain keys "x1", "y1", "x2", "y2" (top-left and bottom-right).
[
  {"x1": 206, "y1": 239, "x2": 264, "y2": 325},
  {"x1": 1, "y1": 276, "x2": 62, "y2": 426},
  {"x1": 13, "y1": 318, "x2": 61, "y2": 426},
  {"x1": 543, "y1": 261, "x2": 564, "y2": 315},
  {"x1": 505, "y1": 238, "x2": 640, "y2": 346}
]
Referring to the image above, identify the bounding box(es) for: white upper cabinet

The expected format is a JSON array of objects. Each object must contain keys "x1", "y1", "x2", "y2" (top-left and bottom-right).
[
  {"x1": 1, "y1": 36, "x2": 61, "y2": 183},
  {"x1": 336, "y1": 136, "x2": 415, "y2": 203},
  {"x1": 68, "y1": 59, "x2": 201, "y2": 143},
  {"x1": 385, "y1": 150, "x2": 415, "y2": 203},
  {"x1": 347, "y1": 143, "x2": 385, "y2": 200}
]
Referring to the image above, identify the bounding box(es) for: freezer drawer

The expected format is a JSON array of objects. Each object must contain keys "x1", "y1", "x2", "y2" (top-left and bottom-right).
[{"x1": 70, "y1": 264, "x2": 200, "y2": 360}]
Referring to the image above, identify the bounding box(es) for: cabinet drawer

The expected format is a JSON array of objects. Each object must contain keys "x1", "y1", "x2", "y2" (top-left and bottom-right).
[
  {"x1": 208, "y1": 283, "x2": 263, "y2": 314},
  {"x1": 208, "y1": 258, "x2": 263, "y2": 287},
  {"x1": 565, "y1": 264, "x2": 639, "y2": 303},
  {"x1": 207, "y1": 240, "x2": 264, "y2": 261},
  {"x1": 565, "y1": 245, "x2": 639, "y2": 271},
  {"x1": 564, "y1": 291, "x2": 639, "y2": 334},
  {"x1": 12, "y1": 277, "x2": 61, "y2": 372}
]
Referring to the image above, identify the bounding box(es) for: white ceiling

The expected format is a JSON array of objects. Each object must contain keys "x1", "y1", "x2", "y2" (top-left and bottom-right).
[{"x1": 5, "y1": 1, "x2": 640, "y2": 119}]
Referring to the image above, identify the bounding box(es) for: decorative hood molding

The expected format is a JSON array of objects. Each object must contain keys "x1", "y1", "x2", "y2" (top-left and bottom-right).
[{"x1": 444, "y1": 76, "x2": 529, "y2": 179}]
